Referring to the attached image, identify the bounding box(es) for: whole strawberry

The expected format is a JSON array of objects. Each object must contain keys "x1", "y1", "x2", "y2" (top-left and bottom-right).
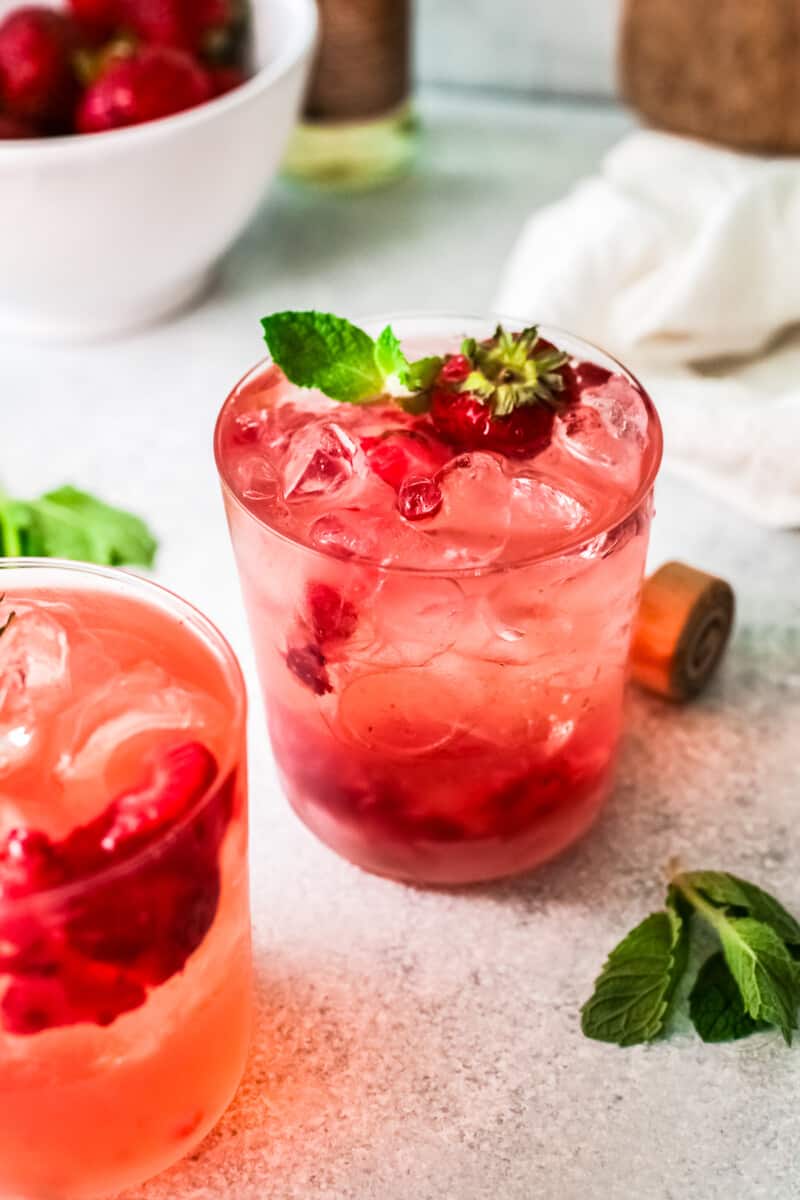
[
  {"x1": 0, "y1": 7, "x2": 78, "y2": 131},
  {"x1": 76, "y1": 45, "x2": 211, "y2": 134},
  {"x1": 429, "y1": 327, "x2": 573, "y2": 458},
  {"x1": 117, "y1": 0, "x2": 192, "y2": 49},
  {"x1": 67, "y1": 0, "x2": 120, "y2": 41},
  {"x1": 0, "y1": 112, "x2": 39, "y2": 137}
]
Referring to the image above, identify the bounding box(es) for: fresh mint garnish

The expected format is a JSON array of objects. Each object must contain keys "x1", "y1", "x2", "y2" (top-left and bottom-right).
[
  {"x1": 683, "y1": 870, "x2": 800, "y2": 946},
  {"x1": 580, "y1": 909, "x2": 688, "y2": 1046},
  {"x1": 582, "y1": 869, "x2": 800, "y2": 1048},
  {"x1": 261, "y1": 310, "x2": 443, "y2": 408},
  {"x1": 0, "y1": 485, "x2": 157, "y2": 567}
]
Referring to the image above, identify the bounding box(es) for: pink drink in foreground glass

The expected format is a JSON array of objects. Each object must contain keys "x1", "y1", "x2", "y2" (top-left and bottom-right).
[
  {"x1": 0, "y1": 562, "x2": 250, "y2": 1200},
  {"x1": 216, "y1": 315, "x2": 662, "y2": 885}
]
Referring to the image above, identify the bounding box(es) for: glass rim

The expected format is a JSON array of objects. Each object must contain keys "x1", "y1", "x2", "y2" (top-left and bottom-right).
[
  {"x1": 214, "y1": 311, "x2": 664, "y2": 577},
  {"x1": 0, "y1": 558, "x2": 247, "y2": 917}
]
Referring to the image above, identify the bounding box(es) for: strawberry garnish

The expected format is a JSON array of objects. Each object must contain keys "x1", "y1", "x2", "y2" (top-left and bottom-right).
[{"x1": 429, "y1": 326, "x2": 573, "y2": 459}]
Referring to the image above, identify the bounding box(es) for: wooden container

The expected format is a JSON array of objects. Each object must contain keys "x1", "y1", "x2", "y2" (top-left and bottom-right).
[{"x1": 619, "y1": 0, "x2": 800, "y2": 153}]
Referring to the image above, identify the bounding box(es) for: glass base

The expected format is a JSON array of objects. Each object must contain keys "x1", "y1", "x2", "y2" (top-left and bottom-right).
[{"x1": 282, "y1": 103, "x2": 418, "y2": 190}]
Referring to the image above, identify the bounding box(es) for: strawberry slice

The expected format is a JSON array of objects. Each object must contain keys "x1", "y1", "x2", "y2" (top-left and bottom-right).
[
  {"x1": 0, "y1": 742, "x2": 233, "y2": 1035},
  {"x1": 306, "y1": 582, "x2": 358, "y2": 644},
  {"x1": 97, "y1": 741, "x2": 217, "y2": 856},
  {"x1": 360, "y1": 427, "x2": 452, "y2": 492},
  {"x1": 2, "y1": 949, "x2": 146, "y2": 1035}
]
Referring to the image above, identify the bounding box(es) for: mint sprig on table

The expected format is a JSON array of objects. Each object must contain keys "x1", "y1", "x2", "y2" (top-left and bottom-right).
[
  {"x1": 261, "y1": 310, "x2": 443, "y2": 408},
  {"x1": 581, "y1": 871, "x2": 800, "y2": 1046},
  {"x1": 0, "y1": 485, "x2": 157, "y2": 567}
]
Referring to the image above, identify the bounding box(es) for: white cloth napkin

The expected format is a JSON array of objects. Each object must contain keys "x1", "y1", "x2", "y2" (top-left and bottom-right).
[{"x1": 495, "y1": 130, "x2": 800, "y2": 527}]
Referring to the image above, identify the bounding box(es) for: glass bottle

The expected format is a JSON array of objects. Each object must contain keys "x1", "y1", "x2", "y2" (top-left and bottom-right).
[{"x1": 283, "y1": 0, "x2": 417, "y2": 189}]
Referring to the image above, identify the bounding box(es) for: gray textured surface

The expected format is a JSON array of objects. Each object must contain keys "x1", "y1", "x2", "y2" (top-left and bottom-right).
[{"x1": 3, "y1": 89, "x2": 800, "y2": 1199}]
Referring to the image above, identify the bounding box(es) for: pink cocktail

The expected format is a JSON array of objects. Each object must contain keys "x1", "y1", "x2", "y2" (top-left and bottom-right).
[
  {"x1": 0, "y1": 561, "x2": 250, "y2": 1200},
  {"x1": 216, "y1": 315, "x2": 662, "y2": 885}
]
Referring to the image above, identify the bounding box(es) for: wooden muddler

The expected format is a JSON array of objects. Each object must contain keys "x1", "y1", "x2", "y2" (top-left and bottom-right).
[{"x1": 630, "y1": 562, "x2": 735, "y2": 701}]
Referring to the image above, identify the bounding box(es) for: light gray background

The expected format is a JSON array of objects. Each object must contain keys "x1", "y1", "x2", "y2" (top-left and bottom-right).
[
  {"x1": 4, "y1": 85, "x2": 800, "y2": 1199},
  {"x1": 417, "y1": 0, "x2": 620, "y2": 96}
]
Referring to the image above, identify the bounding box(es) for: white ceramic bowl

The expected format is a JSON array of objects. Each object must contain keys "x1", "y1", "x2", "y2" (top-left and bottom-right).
[{"x1": 0, "y1": 0, "x2": 317, "y2": 340}]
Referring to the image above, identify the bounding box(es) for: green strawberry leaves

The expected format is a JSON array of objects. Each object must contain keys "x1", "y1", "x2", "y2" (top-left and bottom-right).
[
  {"x1": 261, "y1": 310, "x2": 443, "y2": 408},
  {"x1": 0, "y1": 486, "x2": 157, "y2": 567},
  {"x1": 582, "y1": 870, "x2": 800, "y2": 1048}
]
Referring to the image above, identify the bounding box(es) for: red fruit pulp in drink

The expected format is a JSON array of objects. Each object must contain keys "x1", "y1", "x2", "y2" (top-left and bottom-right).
[{"x1": 0, "y1": 577, "x2": 249, "y2": 1199}]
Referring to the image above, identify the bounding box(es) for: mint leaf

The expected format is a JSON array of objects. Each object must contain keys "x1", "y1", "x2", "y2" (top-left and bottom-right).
[
  {"x1": 581, "y1": 908, "x2": 689, "y2": 1046},
  {"x1": 0, "y1": 493, "x2": 34, "y2": 558},
  {"x1": 690, "y1": 952, "x2": 766, "y2": 1043},
  {"x1": 681, "y1": 871, "x2": 800, "y2": 946},
  {"x1": 0, "y1": 486, "x2": 156, "y2": 567},
  {"x1": 261, "y1": 310, "x2": 445, "y2": 409},
  {"x1": 261, "y1": 311, "x2": 385, "y2": 404},
  {"x1": 400, "y1": 355, "x2": 443, "y2": 392},
  {"x1": 374, "y1": 324, "x2": 408, "y2": 380},
  {"x1": 717, "y1": 917, "x2": 800, "y2": 1044}
]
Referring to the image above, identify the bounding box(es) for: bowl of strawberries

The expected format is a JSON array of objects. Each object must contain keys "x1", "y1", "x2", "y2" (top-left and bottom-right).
[{"x1": 0, "y1": 0, "x2": 317, "y2": 339}]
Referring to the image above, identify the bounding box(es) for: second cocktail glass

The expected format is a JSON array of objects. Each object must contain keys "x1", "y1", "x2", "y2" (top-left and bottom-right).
[
  {"x1": 216, "y1": 314, "x2": 663, "y2": 885},
  {"x1": 0, "y1": 561, "x2": 251, "y2": 1200}
]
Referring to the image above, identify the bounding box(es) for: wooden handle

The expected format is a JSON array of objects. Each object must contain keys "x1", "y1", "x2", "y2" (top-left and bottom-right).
[{"x1": 631, "y1": 562, "x2": 735, "y2": 701}]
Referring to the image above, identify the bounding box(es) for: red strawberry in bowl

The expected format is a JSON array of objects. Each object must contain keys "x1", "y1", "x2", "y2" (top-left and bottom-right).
[
  {"x1": 429, "y1": 327, "x2": 573, "y2": 459},
  {"x1": 0, "y1": 112, "x2": 39, "y2": 138},
  {"x1": 76, "y1": 44, "x2": 212, "y2": 133},
  {"x1": 67, "y1": 0, "x2": 120, "y2": 41},
  {"x1": 0, "y1": 6, "x2": 78, "y2": 131},
  {"x1": 207, "y1": 64, "x2": 246, "y2": 97},
  {"x1": 117, "y1": 0, "x2": 193, "y2": 49}
]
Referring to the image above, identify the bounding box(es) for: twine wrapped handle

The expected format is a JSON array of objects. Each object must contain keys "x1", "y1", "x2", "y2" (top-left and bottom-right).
[{"x1": 631, "y1": 562, "x2": 735, "y2": 701}]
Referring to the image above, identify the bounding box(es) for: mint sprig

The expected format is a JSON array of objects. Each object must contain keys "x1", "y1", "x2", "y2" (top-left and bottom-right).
[
  {"x1": 261, "y1": 311, "x2": 443, "y2": 408},
  {"x1": 689, "y1": 953, "x2": 766, "y2": 1043},
  {"x1": 581, "y1": 869, "x2": 800, "y2": 1047},
  {"x1": 0, "y1": 485, "x2": 157, "y2": 567}
]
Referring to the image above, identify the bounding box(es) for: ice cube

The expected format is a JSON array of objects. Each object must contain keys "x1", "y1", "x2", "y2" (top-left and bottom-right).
[
  {"x1": 510, "y1": 474, "x2": 589, "y2": 543},
  {"x1": 350, "y1": 577, "x2": 466, "y2": 668},
  {"x1": 54, "y1": 663, "x2": 226, "y2": 824},
  {"x1": 0, "y1": 610, "x2": 71, "y2": 777},
  {"x1": 421, "y1": 453, "x2": 512, "y2": 566},
  {"x1": 310, "y1": 512, "x2": 381, "y2": 560},
  {"x1": 338, "y1": 664, "x2": 480, "y2": 756},
  {"x1": 283, "y1": 422, "x2": 368, "y2": 501},
  {"x1": 557, "y1": 375, "x2": 646, "y2": 490}
]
